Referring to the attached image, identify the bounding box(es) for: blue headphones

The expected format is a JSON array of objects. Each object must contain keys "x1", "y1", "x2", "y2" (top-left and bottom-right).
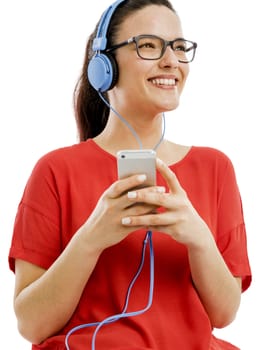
[{"x1": 87, "y1": 0, "x2": 126, "y2": 92}]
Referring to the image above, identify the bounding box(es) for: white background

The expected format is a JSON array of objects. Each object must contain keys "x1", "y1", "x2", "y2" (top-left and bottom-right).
[{"x1": 0, "y1": 0, "x2": 266, "y2": 349}]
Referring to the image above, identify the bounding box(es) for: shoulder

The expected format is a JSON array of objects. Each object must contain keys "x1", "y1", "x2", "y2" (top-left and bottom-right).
[
  {"x1": 23, "y1": 140, "x2": 100, "y2": 187},
  {"x1": 33, "y1": 139, "x2": 98, "y2": 170},
  {"x1": 39, "y1": 140, "x2": 91, "y2": 162},
  {"x1": 186, "y1": 146, "x2": 238, "y2": 186},
  {"x1": 190, "y1": 146, "x2": 233, "y2": 165},
  {"x1": 26, "y1": 139, "x2": 117, "y2": 186},
  {"x1": 168, "y1": 143, "x2": 238, "y2": 185},
  {"x1": 165, "y1": 140, "x2": 233, "y2": 169}
]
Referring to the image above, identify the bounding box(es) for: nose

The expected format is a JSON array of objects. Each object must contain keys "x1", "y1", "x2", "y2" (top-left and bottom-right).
[{"x1": 159, "y1": 45, "x2": 179, "y2": 68}]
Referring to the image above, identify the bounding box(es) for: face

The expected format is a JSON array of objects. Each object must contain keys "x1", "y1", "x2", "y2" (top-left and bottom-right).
[{"x1": 109, "y1": 5, "x2": 190, "y2": 116}]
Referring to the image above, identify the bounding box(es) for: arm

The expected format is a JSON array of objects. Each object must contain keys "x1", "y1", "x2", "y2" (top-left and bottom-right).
[
  {"x1": 14, "y1": 232, "x2": 101, "y2": 345},
  {"x1": 14, "y1": 173, "x2": 158, "y2": 344},
  {"x1": 121, "y1": 158, "x2": 242, "y2": 328},
  {"x1": 187, "y1": 233, "x2": 242, "y2": 328}
]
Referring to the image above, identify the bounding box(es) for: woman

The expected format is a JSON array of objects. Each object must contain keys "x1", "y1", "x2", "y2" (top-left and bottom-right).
[{"x1": 9, "y1": 0, "x2": 251, "y2": 349}]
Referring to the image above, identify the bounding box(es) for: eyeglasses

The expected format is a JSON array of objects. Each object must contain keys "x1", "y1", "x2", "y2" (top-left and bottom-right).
[{"x1": 106, "y1": 34, "x2": 197, "y2": 63}]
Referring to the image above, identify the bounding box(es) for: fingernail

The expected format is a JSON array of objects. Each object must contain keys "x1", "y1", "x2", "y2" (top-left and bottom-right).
[
  {"x1": 128, "y1": 191, "x2": 137, "y2": 199},
  {"x1": 122, "y1": 217, "x2": 131, "y2": 225},
  {"x1": 157, "y1": 186, "x2": 165, "y2": 193},
  {"x1": 137, "y1": 174, "x2": 147, "y2": 182},
  {"x1": 156, "y1": 158, "x2": 164, "y2": 166}
]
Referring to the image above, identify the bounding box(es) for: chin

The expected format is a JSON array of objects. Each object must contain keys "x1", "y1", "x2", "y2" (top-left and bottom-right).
[
  {"x1": 160, "y1": 91, "x2": 180, "y2": 110},
  {"x1": 161, "y1": 99, "x2": 180, "y2": 112}
]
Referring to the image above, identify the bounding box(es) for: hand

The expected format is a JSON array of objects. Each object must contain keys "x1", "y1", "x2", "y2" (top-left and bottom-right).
[
  {"x1": 121, "y1": 158, "x2": 211, "y2": 248},
  {"x1": 80, "y1": 173, "x2": 166, "y2": 251}
]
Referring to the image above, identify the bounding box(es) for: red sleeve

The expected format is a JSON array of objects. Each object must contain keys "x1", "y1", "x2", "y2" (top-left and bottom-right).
[
  {"x1": 215, "y1": 154, "x2": 251, "y2": 292},
  {"x1": 8, "y1": 152, "x2": 62, "y2": 271}
]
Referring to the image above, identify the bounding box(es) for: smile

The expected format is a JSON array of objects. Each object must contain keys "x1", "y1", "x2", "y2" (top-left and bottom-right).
[{"x1": 150, "y1": 78, "x2": 176, "y2": 86}]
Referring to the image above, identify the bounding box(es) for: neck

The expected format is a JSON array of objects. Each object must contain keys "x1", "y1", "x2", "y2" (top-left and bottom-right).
[{"x1": 94, "y1": 110, "x2": 165, "y2": 154}]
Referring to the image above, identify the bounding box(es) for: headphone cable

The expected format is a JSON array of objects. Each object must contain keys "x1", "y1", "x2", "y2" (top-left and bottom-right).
[{"x1": 64, "y1": 230, "x2": 154, "y2": 350}]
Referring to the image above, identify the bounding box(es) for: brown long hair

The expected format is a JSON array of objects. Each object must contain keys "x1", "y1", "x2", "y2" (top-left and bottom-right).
[{"x1": 74, "y1": 0, "x2": 175, "y2": 142}]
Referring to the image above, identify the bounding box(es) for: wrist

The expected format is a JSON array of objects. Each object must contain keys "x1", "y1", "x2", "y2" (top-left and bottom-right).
[
  {"x1": 73, "y1": 225, "x2": 104, "y2": 260},
  {"x1": 186, "y1": 227, "x2": 216, "y2": 255}
]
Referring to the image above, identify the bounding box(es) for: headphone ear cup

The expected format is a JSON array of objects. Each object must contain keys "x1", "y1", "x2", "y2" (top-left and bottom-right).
[
  {"x1": 87, "y1": 53, "x2": 118, "y2": 92},
  {"x1": 105, "y1": 53, "x2": 119, "y2": 91}
]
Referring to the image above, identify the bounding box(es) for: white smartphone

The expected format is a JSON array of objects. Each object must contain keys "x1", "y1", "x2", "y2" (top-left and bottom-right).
[{"x1": 117, "y1": 149, "x2": 156, "y2": 187}]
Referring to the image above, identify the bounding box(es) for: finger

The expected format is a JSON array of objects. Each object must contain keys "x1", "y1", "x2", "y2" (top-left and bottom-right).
[
  {"x1": 124, "y1": 199, "x2": 158, "y2": 213},
  {"x1": 156, "y1": 158, "x2": 182, "y2": 194},
  {"x1": 121, "y1": 211, "x2": 172, "y2": 227},
  {"x1": 119, "y1": 186, "x2": 166, "y2": 211},
  {"x1": 126, "y1": 188, "x2": 179, "y2": 210},
  {"x1": 107, "y1": 174, "x2": 147, "y2": 199},
  {"x1": 127, "y1": 185, "x2": 166, "y2": 199}
]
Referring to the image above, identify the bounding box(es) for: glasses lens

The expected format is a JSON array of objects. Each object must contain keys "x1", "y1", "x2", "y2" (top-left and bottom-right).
[
  {"x1": 172, "y1": 39, "x2": 195, "y2": 62},
  {"x1": 136, "y1": 36, "x2": 164, "y2": 59}
]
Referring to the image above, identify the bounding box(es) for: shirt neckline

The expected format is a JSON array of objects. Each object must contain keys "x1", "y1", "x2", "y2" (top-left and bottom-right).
[{"x1": 87, "y1": 138, "x2": 195, "y2": 169}]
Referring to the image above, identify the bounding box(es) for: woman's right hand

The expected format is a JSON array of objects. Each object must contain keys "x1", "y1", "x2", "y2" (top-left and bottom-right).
[
  {"x1": 13, "y1": 174, "x2": 165, "y2": 344},
  {"x1": 79, "y1": 174, "x2": 165, "y2": 252}
]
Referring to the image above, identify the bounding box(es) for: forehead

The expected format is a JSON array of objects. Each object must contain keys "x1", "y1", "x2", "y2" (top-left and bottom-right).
[{"x1": 116, "y1": 5, "x2": 182, "y2": 41}]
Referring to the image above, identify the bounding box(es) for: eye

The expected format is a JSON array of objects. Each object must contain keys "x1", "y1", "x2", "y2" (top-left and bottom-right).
[
  {"x1": 173, "y1": 42, "x2": 187, "y2": 52},
  {"x1": 138, "y1": 40, "x2": 157, "y2": 49}
]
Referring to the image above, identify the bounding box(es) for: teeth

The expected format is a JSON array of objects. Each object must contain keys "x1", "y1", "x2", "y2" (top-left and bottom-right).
[{"x1": 151, "y1": 78, "x2": 176, "y2": 86}]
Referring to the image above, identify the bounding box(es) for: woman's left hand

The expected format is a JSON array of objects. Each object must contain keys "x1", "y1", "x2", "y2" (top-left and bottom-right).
[
  {"x1": 121, "y1": 158, "x2": 211, "y2": 248},
  {"x1": 122, "y1": 158, "x2": 242, "y2": 328}
]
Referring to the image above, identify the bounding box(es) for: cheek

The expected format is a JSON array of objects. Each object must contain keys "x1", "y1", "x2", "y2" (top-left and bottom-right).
[
  {"x1": 176, "y1": 66, "x2": 189, "y2": 94},
  {"x1": 116, "y1": 55, "x2": 151, "y2": 86},
  {"x1": 181, "y1": 65, "x2": 190, "y2": 86}
]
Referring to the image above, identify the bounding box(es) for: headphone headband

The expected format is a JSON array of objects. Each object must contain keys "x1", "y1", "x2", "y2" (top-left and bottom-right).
[{"x1": 92, "y1": 0, "x2": 126, "y2": 52}]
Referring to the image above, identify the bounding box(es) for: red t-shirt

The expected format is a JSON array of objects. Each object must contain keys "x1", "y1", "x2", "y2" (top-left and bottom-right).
[{"x1": 9, "y1": 139, "x2": 251, "y2": 350}]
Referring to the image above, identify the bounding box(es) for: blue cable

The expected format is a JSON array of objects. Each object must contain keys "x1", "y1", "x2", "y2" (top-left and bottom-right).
[{"x1": 65, "y1": 230, "x2": 154, "y2": 350}]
